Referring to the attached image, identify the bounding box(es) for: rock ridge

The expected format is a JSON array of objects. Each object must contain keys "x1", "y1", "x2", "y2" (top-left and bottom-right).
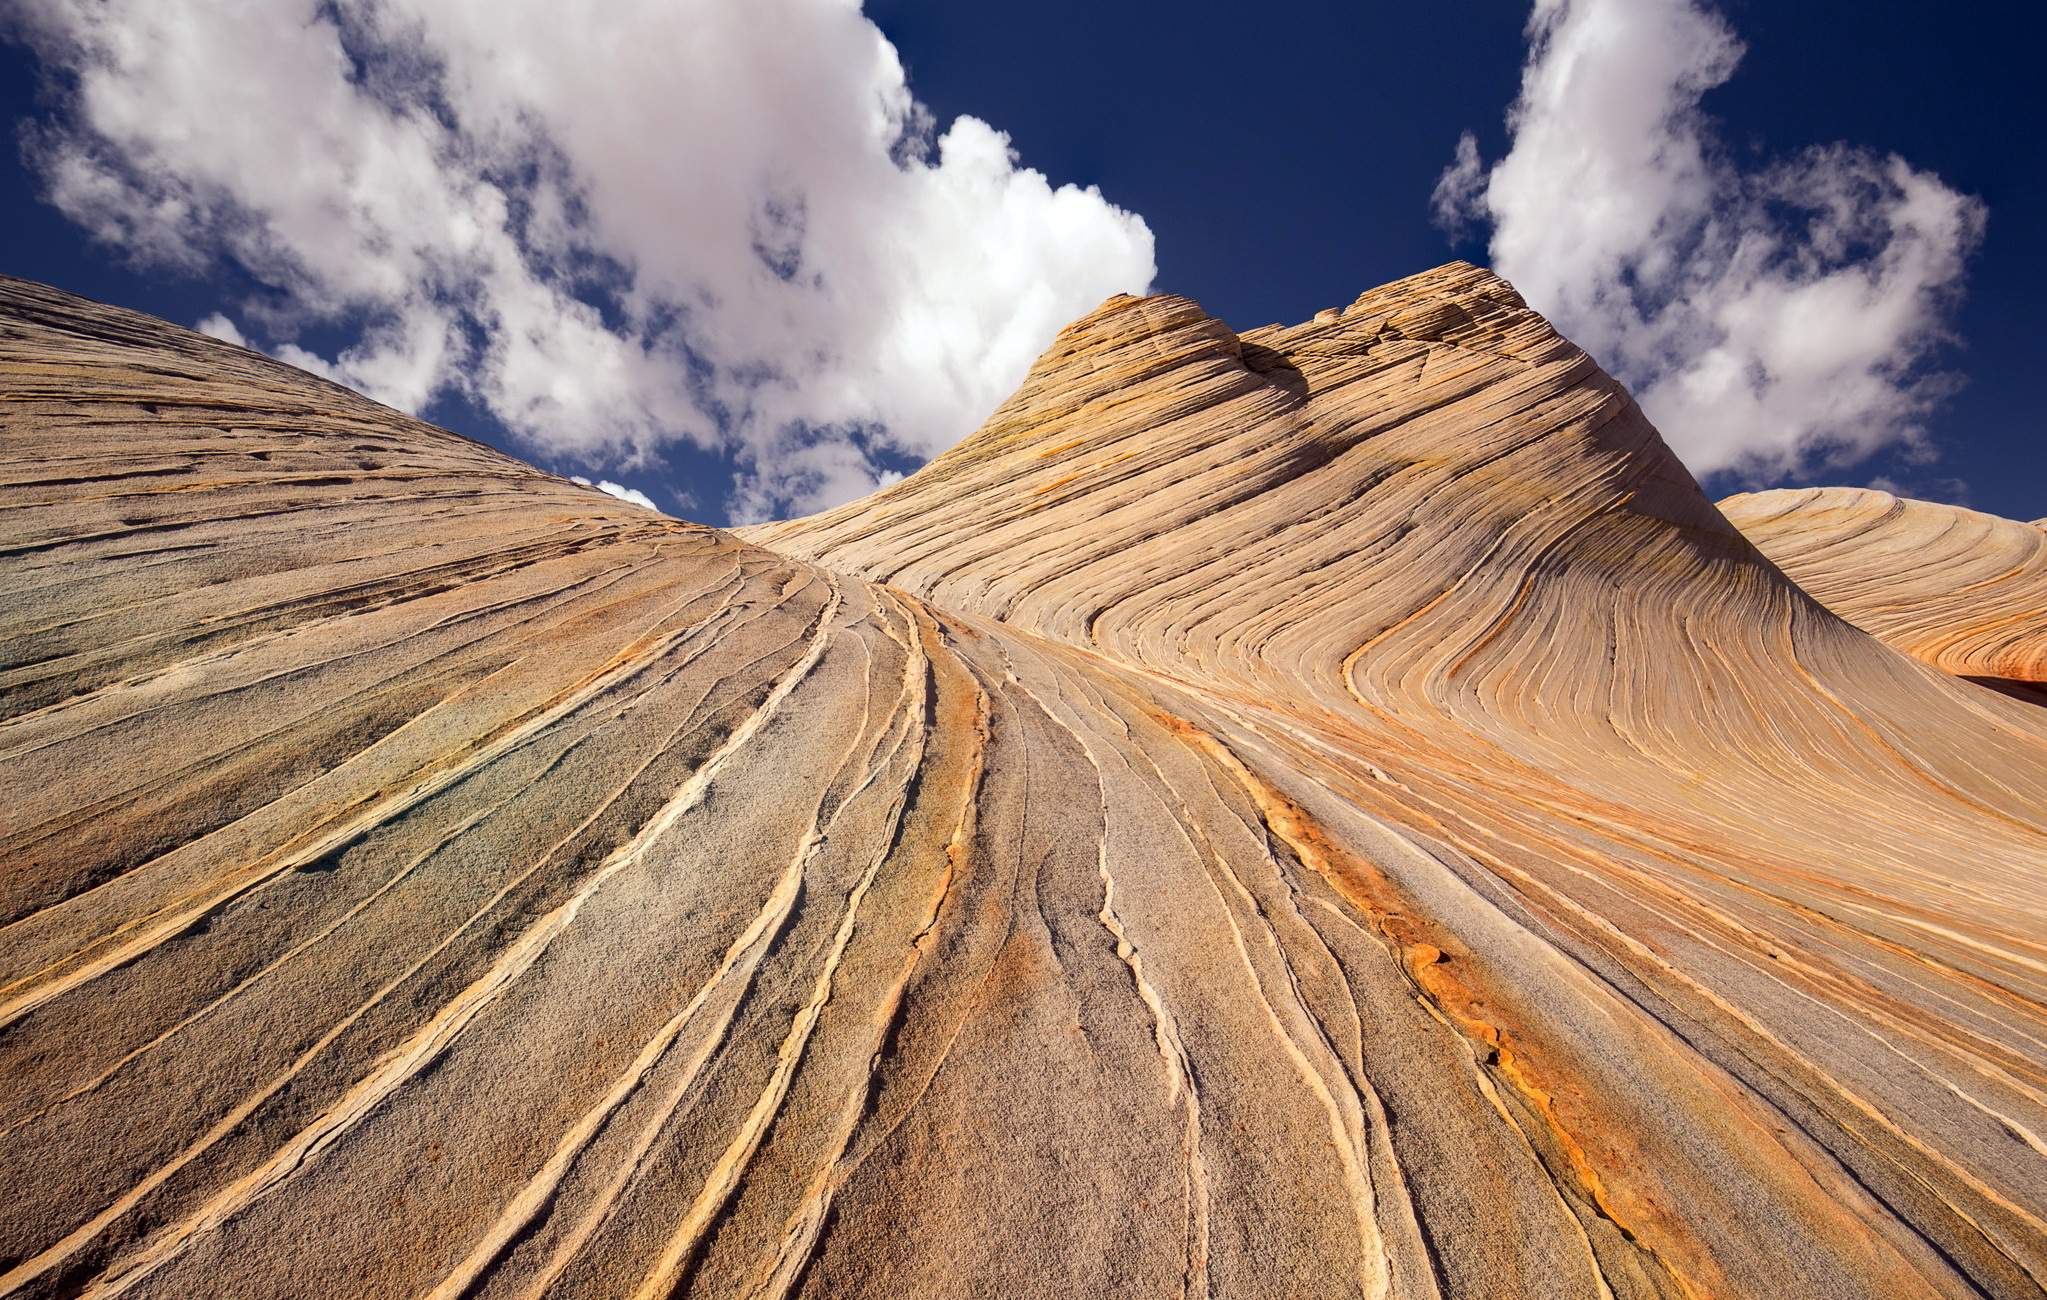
[{"x1": 1723, "y1": 486, "x2": 2047, "y2": 689}]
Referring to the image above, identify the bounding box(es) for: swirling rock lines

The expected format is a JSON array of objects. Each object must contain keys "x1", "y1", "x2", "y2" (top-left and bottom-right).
[
  {"x1": 3, "y1": 269, "x2": 2046, "y2": 1298},
  {"x1": 1722, "y1": 487, "x2": 2047, "y2": 694}
]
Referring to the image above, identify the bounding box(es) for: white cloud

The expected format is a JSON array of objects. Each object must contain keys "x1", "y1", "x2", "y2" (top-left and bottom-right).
[
  {"x1": 570, "y1": 475, "x2": 663, "y2": 513},
  {"x1": 272, "y1": 343, "x2": 348, "y2": 386},
  {"x1": 1435, "y1": 0, "x2": 1983, "y2": 481},
  {"x1": 194, "y1": 312, "x2": 245, "y2": 347},
  {"x1": 10, "y1": 0, "x2": 1155, "y2": 521},
  {"x1": 599, "y1": 482, "x2": 661, "y2": 513}
]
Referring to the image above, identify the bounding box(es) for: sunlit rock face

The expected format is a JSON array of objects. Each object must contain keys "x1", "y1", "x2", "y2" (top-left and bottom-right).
[
  {"x1": 4, "y1": 268, "x2": 2046, "y2": 1300},
  {"x1": 1722, "y1": 486, "x2": 2047, "y2": 700}
]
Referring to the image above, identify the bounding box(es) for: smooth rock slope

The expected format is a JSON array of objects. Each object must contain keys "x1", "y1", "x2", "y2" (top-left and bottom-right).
[
  {"x1": 1721, "y1": 487, "x2": 2047, "y2": 695},
  {"x1": 5, "y1": 267, "x2": 2047, "y2": 1299}
]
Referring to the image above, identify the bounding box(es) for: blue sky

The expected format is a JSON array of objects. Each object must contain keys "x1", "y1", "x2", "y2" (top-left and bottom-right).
[{"x1": 4, "y1": 0, "x2": 2041, "y2": 526}]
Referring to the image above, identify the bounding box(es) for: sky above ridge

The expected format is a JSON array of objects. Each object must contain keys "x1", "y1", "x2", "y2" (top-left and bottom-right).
[{"x1": 2, "y1": 0, "x2": 2041, "y2": 527}]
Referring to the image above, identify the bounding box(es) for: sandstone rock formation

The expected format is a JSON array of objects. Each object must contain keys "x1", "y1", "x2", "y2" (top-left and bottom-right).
[
  {"x1": 1721, "y1": 487, "x2": 2047, "y2": 697},
  {"x1": 4, "y1": 265, "x2": 2047, "y2": 1299}
]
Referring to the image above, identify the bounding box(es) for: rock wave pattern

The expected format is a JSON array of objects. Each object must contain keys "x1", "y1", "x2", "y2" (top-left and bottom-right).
[
  {"x1": 1722, "y1": 487, "x2": 2047, "y2": 702},
  {"x1": 4, "y1": 266, "x2": 2047, "y2": 1299}
]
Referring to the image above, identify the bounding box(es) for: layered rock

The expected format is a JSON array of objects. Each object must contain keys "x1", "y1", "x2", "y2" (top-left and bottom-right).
[
  {"x1": 5, "y1": 267, "x2": 2047, "y2": 1300},
  {"x1": 1721, "y1": 486, "x2": 2047, "y2": 693},
  {"x1": 745, "y1": 263, "x2": 2047, "y2": 1295}
]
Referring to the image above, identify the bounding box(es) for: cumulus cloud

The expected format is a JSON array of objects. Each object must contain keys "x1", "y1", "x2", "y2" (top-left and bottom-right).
[
  {"x1": 570, "y1": 475, "x2": 662, "y2": 513},
  {"x1": 1434, "y1": 0, "x2": 1983, "y2": 481},
  {"x1": 8, "y1": 0, "x2": 1155, "y2": 520},
  {"x1": 194, "y1": 312, "x2": 246, "y2": 347}
]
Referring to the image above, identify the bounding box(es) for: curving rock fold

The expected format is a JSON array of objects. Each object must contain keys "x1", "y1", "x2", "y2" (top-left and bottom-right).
[
  {"x1": 1721, "y1": 486, "x2": 2047, "y2": 696},
  {"x1": 4, "y1": 266, "x2": 2047, "y2": 1299}
]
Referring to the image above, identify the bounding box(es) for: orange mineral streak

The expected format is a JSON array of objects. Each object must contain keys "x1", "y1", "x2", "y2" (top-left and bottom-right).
[{"x1": 1167, "y1": 712, "x2": 1718, "y2": 1300}]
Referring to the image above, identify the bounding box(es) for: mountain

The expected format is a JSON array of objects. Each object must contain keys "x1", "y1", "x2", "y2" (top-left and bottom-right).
[{"x1": 3, "y1": 267, "x2": 2045, "y2": 1299}]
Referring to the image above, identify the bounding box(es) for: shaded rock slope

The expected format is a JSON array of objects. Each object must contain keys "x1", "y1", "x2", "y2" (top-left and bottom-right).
[
  {"x1": 3, "y1": 266, "x2": 2046, "y2": 1299},
  {"x1": 1721, "y1": 487, "x2": 2047, "y2": 701}
]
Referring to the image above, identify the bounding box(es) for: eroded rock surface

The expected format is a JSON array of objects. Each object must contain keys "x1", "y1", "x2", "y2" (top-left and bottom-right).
[
  {"x1": 6, "y1": 267, "x2": 2047, "y2": 1299},
  {"x1": 1722, "y1": 486, "x2": 2047, "y2": 696}
]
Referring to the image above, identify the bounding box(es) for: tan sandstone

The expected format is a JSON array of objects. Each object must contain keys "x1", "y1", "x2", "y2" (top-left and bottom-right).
[
  {"x1": 1721, "y1": 486, "x2": 2047, "y2": 694},
  {"x1": 3, "y1": 266, "x2": 2046, "y2": 1299}
]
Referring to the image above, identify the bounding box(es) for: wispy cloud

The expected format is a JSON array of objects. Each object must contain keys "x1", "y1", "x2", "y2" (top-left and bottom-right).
[
  {"x1": 1435, "y1": 0, "x2": 1983, "y2": 482},
  {"x1": 9, "y1": 0, "x2": 1155, "y2": 520}
]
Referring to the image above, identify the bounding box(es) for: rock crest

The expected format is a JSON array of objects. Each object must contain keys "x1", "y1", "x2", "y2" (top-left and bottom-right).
[{"x1": 1724, "y1": 485, "x2": 2047, "y2": 690}]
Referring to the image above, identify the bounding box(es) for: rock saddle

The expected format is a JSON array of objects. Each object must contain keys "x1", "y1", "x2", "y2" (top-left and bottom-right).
[{"x1": 3, "y1": 265, "x2": 2047, "y2": 1299}]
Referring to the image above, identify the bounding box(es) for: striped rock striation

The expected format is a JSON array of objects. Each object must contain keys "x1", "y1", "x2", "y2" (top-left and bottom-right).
[
  {"x1": 3, "y1": 265, "x2": 2047, "y2": 1299},
  {"x1": 1721, "y1": 487, "x2": 2047, "y2": 700}
]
